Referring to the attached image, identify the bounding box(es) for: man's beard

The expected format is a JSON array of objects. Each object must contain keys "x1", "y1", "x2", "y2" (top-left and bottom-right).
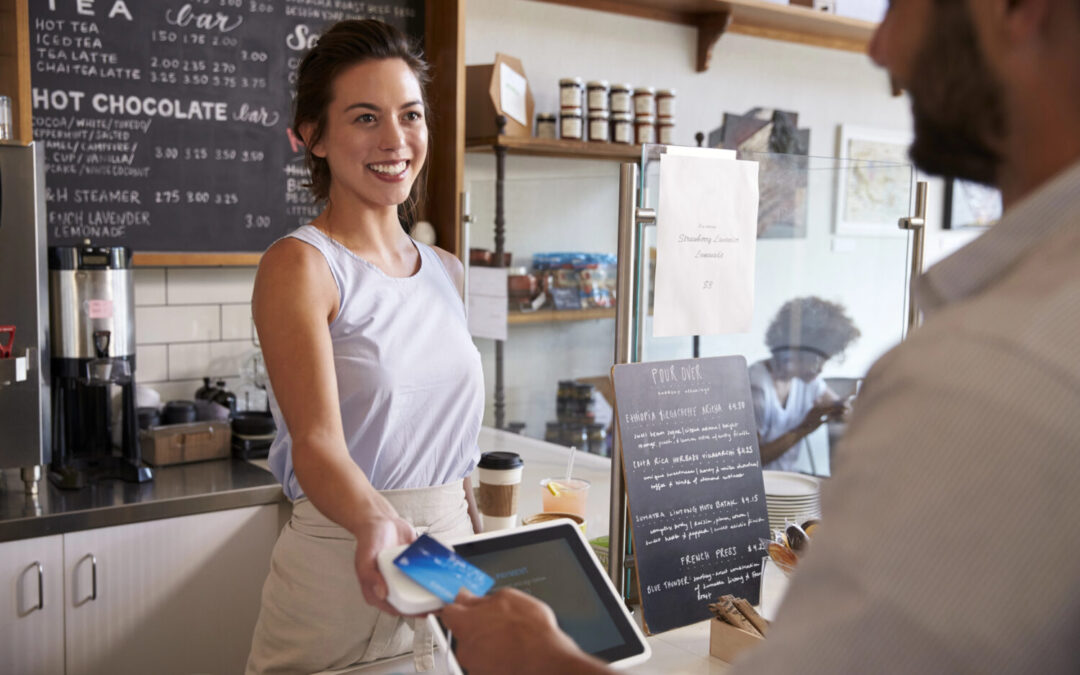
[{"x1": 906, "y1": 2, "x2": 1006, "y2": 186}]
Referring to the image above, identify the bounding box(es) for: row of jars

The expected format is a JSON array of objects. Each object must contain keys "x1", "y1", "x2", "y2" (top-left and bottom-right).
[
  {"x1": 545, "y1": 420, "x2": 609, "y2": 455},
  {"x1": 537, "y1": 79, "x2": 676, "y2": 145}
]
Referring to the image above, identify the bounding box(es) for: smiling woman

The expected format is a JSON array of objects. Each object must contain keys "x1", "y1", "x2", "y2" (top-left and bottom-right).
[
  {"x1": 245, "y1": 20, "x2": 485, "y2": 675},
  {"x1": 293, "y1": 20, "x2": 432, "y2": 233}
]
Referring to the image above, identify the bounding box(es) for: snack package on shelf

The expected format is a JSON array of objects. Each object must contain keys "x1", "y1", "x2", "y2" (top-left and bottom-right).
[{"x1": 532, "y1": 252, "x2": 617, "y2": 310}]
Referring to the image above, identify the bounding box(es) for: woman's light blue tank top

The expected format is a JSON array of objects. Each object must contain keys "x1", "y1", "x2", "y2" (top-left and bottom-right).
[{"x1": 266, "y1": 225, "x2": 485, "y2": 499}]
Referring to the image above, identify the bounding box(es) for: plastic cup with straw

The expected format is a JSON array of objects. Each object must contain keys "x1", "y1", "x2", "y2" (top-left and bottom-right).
[{"x1": 541, "y1": 446, "x2": 590, "y2": 519}]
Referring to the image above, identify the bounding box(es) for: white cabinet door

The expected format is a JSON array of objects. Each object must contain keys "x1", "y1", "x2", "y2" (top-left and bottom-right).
[
  {"x1": 0, "y1": 534, "x2": 65, "y2": 675},
  {"x1": 63, "y1": 504, "x2": 279, "y2": 675}
]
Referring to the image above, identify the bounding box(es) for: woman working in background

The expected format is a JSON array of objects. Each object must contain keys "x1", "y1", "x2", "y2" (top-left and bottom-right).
[
  {"x1": 751, "y1": 297, "x2": 860, "y2": 471},
  {"x1": 246, "y1": 20, "x2": 484, "y2": 673}
]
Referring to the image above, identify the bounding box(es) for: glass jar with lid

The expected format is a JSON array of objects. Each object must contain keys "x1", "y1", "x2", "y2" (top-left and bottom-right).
[
  {"x1": 656, "y1": 89, "x2": 676, "y2": 118},
  {"x1": 635, "y1": 115, "x2": 656, "y2": 145},
  {"x1": 587, "y1": 110, "x2": 610, "y2": 142},
  {"x1": 560, "y1": 107, "x2": 584, "y2": 140},
  {"x1": 633, "y1": 87, "x2": 656, "y2": 116},
  {"x1": 561, "y1": 423, "x2": 588, "y2": 450},
  {"x1": 611, "y1": 112, "x2": 634, "y2": 144},
  {"x1": 559, "y1": 77, "x2": 585, "y2": 109},
  {"x1": 545, "y1": 421, "x2": 564, "y2": 445},
  {"x1": 610, "y1": 84, "x2": 633, "y2": 114},
  {"x1": 586, "y1": 423, "x2": 608, "y2": 456},
  {"x1": 658, "y1": 119, "x2": 675, "y2": 145},
  {"x1": 586, "y1": 80, "x2": 610, "y2": 111},
  {"x1": 575, "y1": 382, "x2": 596, "y2": 420},
  {"x1": 536, "y1": 113, "x2": 557, "y2": 139},
  {"x1": 556, "y1": 380, "x2": 577, "y2": 420}
]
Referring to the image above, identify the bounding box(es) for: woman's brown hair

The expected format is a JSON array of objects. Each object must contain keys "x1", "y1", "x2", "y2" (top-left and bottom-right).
[{"x1": 292, "y1": 20, "x2": 431, "y2": 233}]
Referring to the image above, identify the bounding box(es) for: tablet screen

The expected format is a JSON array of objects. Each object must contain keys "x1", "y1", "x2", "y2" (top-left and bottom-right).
[{"x1": 454, "y1": 525, "x2": 646, "y2": 664}]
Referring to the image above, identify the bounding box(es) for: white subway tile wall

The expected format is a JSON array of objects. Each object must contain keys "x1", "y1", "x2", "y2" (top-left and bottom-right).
[
  {"x1": 134, "y1": 267, "x2": 258, "y2": 405},
  {"x1": 168, "y1": 342, "x2": 212, "y2": 381},
  {"x1": 167, "y1": 267, "x2": 257, "y2": 305},
  {"x1": 221, "y1": 303, "x2": 255, "y2": 341},
  {"x1": 133, "y1": 268, "x2": 166, "y2": 306}
]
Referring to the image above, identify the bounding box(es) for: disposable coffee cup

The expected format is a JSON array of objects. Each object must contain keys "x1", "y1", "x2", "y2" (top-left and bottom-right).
[{"x1": 477, "y1": 451, "x2": 524, "y2": 531}]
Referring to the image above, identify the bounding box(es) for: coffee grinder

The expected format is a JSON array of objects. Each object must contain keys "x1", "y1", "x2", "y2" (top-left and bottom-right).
[{"x1": 48, "y1": 242, "x2": 152, "y2": 489}]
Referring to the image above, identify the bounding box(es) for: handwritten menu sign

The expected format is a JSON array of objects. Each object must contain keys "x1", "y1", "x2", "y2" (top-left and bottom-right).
[
  {"x1": 612, "y1": 355, "x2": 769, "y2": 634},
  {"x1": 651, "y1": 154, "x2": 758, "y2": 337},
  {"x1": 29, "y1": 0, "x2": 423, "y2": 252}
]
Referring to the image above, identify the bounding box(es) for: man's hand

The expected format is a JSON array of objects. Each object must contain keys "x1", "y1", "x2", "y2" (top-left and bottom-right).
[
  {"x1": 440, "y1": 588, "x2": 610, "y2": 675},
  {"x1": 352, "y1": 513, "x2": 416, "y2": 615}
]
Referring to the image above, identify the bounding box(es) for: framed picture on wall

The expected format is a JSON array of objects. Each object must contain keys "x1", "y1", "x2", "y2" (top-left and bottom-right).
[
  {"x1": 834, "y1": 125, "x2": 914, "y2": 236},
  {"x1": 943, "y1": 178, "x2": 1002, "y2": 228}
]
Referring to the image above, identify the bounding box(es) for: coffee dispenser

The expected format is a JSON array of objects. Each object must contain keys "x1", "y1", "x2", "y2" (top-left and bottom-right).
[
  {"x1": 49, "y1": 243, "x2": 152, "y2": 489},
  {"x1": 0, "y1": 142, "x2": 51, "y2": 495}
]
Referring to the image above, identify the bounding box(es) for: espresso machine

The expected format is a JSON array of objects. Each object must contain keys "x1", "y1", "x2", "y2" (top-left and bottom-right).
[
  {"x1": 48, "y1": 242, "x2": 152, "y2": 489},
  {"x1": 0, "y1": 142, "x2": 51, "y2": 495}
]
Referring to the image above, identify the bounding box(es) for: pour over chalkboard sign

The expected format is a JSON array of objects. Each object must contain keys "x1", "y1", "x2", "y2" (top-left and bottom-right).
[
  {"x1": 30, "y1": 0, "x2": 423, "y2": 252},
  {"x1": 612, "y1": 355, "x2": 770, "y2": 634}
]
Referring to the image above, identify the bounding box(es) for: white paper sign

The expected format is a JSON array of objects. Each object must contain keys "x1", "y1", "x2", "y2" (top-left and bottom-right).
[
  {"x1": 499, "y1": 62, "x2": 527, "y2": 127},
  {"x1": 652, "y1": 155, "x2": 759, "y2": 337},
  {"x1": 468, "y1": 267, "x2": 508, "y2": 341}
]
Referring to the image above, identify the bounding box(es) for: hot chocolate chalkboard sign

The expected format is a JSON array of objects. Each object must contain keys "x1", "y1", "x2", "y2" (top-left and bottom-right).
[
  {"x1": 30, "y1": 0, "x2": 423, "y2": 252},
  {"x1": 612, "y1": 355, "x2": 770, "y2": 634}
]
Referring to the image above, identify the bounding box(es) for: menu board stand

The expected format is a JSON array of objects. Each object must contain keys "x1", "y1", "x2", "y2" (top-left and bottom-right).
[{"x1": 612, "y1": 355, "x2": 770, "y2": 634}]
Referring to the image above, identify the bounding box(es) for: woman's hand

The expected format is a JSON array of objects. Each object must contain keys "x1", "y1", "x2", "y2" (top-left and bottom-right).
[{"x1": 352, "y1": 512, "x2": 417, "y2": 615}]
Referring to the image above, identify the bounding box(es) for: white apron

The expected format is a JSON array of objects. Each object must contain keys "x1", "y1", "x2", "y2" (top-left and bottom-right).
[{"x1": 246, "y1": 481, "x2": 473, "y2": 674}]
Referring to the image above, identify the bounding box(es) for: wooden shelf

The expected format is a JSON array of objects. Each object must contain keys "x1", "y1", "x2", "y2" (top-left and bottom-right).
[
  {"x1": 508, "y1": 307, "x2": 616, "y2": 324},
  {"x1": 132, "y1": 253, "x2": 262, "y2": 267},
  {"x1": 467, "y1": 135, "x2": 644, "y2": 161},
  {"x1": 530, "y1": 0, "x2": 877, "y2": 69}
]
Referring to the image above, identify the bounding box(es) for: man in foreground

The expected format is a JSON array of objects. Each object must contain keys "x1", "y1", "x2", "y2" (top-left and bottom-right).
[{"x1": 440, "y1": 0, "x2": 1080, "y2": 672}]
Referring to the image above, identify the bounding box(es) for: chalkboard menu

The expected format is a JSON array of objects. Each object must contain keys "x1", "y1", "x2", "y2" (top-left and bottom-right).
[
  {"x1": 612, "y1": 355, "x2": 770, "y2": 634},
  {"x1": 30, "y1": 0, "x2": 423, "y2": 252}
]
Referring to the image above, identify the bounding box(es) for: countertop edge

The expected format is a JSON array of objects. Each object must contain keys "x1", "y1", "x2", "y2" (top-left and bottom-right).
[{"x1": 0, "y1": 483, "x2": 284, "y2": 543}]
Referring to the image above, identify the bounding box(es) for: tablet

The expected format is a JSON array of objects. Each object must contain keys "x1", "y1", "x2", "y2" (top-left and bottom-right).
[{"x1": 447, "y1": 519, "x2": 651, "y2": 669}]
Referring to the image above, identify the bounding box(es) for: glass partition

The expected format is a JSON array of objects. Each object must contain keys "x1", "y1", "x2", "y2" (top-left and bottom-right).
[
  {"x1": 466, "y1": 168, "x2": 622, "y2": 452},
  {"x1": 465, "y1": 149, "x2": 914, "y2": 480},
  {"x1": 635, "y1": 147, "x2": 915, "y2": 477}
]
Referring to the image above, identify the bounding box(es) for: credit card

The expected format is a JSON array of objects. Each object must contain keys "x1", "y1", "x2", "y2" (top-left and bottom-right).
[{"x1": 393, "y1": 533, "x2": 495, "y2": 604}]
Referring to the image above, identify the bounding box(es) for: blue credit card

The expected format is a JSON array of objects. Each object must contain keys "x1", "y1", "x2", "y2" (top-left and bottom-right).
[{"x1": 393, "y1": 533, "x2": 495, "y2": 603}]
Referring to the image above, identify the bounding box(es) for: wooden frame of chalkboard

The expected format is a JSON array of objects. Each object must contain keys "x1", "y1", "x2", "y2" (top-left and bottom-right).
[
  {"x1": 3, "y1": 0, "x2": 464, "y2": 265},
  {"x1": 612, "y1": 355, "x2": 771, "y2": 635}
]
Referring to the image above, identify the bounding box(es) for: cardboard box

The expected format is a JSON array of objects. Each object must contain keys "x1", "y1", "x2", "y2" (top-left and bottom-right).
[
  {"x1": 141, "y1": 420, "x2": 231, "y2": 466},
  {"x1": 709, "y1": 617, "x2": 767, "y2": 663},
  {"x1": 466, "y1": 53, "x2": 534, "y2": 139}
]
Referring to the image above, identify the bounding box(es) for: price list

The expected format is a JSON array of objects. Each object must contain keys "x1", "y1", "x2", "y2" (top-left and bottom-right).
[
  {"x1": 612, "y1": 356, "x2": 770, "y2": 634},
  {"x1": 30, "y1": 0, "x2": 423, "y2": 252}
]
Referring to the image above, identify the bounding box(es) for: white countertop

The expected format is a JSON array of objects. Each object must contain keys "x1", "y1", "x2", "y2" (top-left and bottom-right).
[
  {"x1": 475, "y1": 426, "x2": 615, "y2": 536},
  {"x1": 331, "y1": 427, "x2": 789, "y2": 675}
]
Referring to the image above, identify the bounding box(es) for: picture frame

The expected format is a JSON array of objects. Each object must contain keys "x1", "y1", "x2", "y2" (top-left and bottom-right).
[
  {"x1": 942, "y1": 177, "x2": 1002, "y2": 229},
  {"x1": 834, "y1": 125, "x2": 914, "y2": 236}
]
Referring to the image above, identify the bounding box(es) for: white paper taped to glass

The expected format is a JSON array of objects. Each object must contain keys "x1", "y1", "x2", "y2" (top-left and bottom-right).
[{"x1": 652, "y1": 150, "x2": 760, "y2": 338}]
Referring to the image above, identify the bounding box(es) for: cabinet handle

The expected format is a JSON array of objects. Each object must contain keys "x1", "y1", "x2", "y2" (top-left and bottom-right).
[
  {"x1": 79, "y1": 553, "x2": 98, "y2": 603},
  {"x1": 89, "y1": 554, "x2": 97, "y2": 601},
  {"x1": 35, "y1": 561, "x2": 44, "y2": 610}
]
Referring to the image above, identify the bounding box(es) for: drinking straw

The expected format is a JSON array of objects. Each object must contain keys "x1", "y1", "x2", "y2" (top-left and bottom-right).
[{"x1": 564, "y1": 447, "x2": 576, "y2": 481}]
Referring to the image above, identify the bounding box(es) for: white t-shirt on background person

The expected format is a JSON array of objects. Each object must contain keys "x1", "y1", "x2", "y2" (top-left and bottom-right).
[{"x1": 749, "y1": 359, "x2": 827, "y2": 472}]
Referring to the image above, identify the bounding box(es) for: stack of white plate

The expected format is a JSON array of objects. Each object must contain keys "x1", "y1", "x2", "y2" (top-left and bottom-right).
[{"x1": 762, "y1": 470, "x2": 821, "y2": 533}]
